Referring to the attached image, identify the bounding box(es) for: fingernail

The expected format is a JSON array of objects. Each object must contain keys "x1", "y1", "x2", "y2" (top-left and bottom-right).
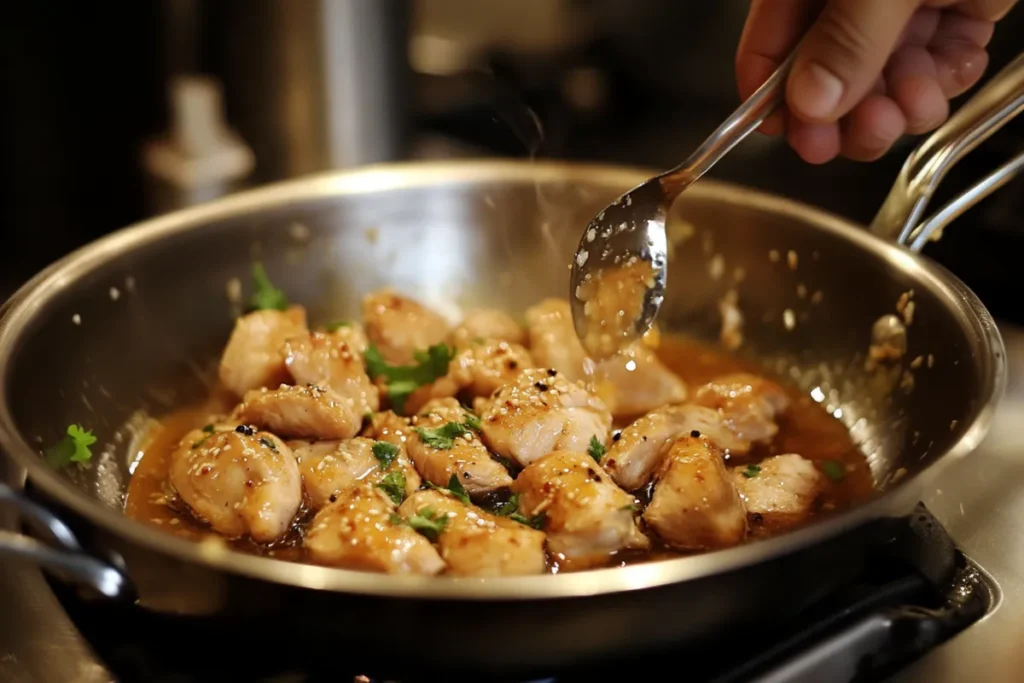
[{"x1": 790, "y1": 63, "x2": 844, "y2": 120}]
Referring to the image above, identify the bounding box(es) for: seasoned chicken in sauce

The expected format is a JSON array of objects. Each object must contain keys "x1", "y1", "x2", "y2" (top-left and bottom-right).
[
  {"x1": 512, "y1": 450, "x2": 649, "y2": 568},
  {"x1": 305, "y1": 483, "x2": 446, "y2": 575},
  {"x1": 397, "y1": 490, "x2": 547, "y2": 576},
  {"x1": 126, "y1": 279, "x2": 870, "y2": 577},
  {"x1": 168, "y1": 425, "x2": 301, "y2": 543}
]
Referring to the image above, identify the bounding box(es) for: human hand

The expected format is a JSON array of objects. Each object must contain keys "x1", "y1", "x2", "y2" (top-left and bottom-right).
[{"x1": 735, "y1": 0, "x2": 1019, "y2": 163}]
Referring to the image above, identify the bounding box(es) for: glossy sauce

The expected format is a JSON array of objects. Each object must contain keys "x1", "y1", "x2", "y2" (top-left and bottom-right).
[{"x1": 124, "y1": 334, "x2": 875, "y2": 568}]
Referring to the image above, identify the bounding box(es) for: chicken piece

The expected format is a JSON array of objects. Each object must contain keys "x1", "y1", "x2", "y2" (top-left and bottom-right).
[
  {"x1": 479, "y1": 368, "x2": 612, "y2": 468},
  {"x1": 524, "y1": 298, "x2": 687, "y2": 418},
  {"x1": 397, "y1": 490, "x2": 547, "y2": 576},
  {"x1": 364, "y1": 410, "x2": 414, "y2": 446},
  {"x1": 524, "y1": 298, "x2": 589, "y2": 381},
  {"x1": 512, "y1": 450, "x2": 648, "y2": 568},
  {"x1": 289, "y1": 437, "x2": 421, "y2": 509},
  {"x1": 643, "y1": 437, "x2": 747, "y2": 551},
  {"x1": 361, "y1": 288, "x2": 451, "y2": 365},
  {"x1": 315, "y1": 321, "x2": 369, "y2": 354},
  {"x1": 691, "y1": 373, "x2": 790, "y2": 445},
  {"x1": 451, "y1": 308, "x2": 526, "y2": 348},
  {"x1": 169, "y1": 425, "x2": 301, "y2": 543},
  {"x1": 304, "y1": 483, "x2": 446, "y2": 575},
  {"x1": 603, "y1": 404, "x2": 750, "y2": 491},
  {"x1": 403, "y1": 398, "x2": 513, "y2": 496},
  {"x1": 218, "y1": 306, "x2": 308, "y2": 397},
  {"x1": 283, "y1": 331, "x2": 379, "y2": 416},
  {"x1": 732, "y1": 454, "x2": 827, "y2": 532},
  {"x1": 404, "y1": 339, "x2": 534, "y2": 414},
  {"x1": 592, "y1": 344, "x2": 688, "y2": 418},
  {"x1": 233, "y1": 384, "x2": 364, "y2": 440}
]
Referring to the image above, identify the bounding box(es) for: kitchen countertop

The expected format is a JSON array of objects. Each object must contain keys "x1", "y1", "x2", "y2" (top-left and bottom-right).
[{"x1": 3, "y1": 321, "x2": 1024, "y2": 683}]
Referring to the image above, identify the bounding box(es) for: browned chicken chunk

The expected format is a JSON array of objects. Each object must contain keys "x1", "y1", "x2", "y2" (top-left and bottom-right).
[
  {"x1": 691, "y1": 373, "x2": 790, "y2": 445},
  {"x1": 218, "y1": 306, "x2": 308, "y2": 397},
  {"x1": 512, "y1": 450, "x2": 649, "y2": 568},
  {"x1": 305, "y1": 483, "x2": 446, "y2": 574},
  {"x1": 643, "y1": 436, "x2": 747, "y2": 551},
  {"x1": 450, "y1": 308, "x2": 526, "y2": 348},
  {"x1": 603, "y1": 404, "x2": 751, "y2": 491},
  {"x1": 732, "y1": 454, "x2": 827, "y2": 532},
  {"x1": 288, "y1": 437, "x2": 420, "y2": 509},
  {"x1": 403, "y1": 398, "x2": 513, "y2": 496},
  {"x1": 361, "y1": 288, "x2": 451, "y2": 365},
  {"x1": 284, "y1": 331, "x2": 379, "y2": 416},
  {"x1": 169, "y1": 426, "x2": 301, "y2": 543},
  {"x1": 397, "y1": 490, "x2": 547, "y2": 576},
  {"x1": 234, "y1": 384, "x2": 365, "y2": 440},
  {"x1": 479, "y1": 368, "x2": 612, "y2": 468}
]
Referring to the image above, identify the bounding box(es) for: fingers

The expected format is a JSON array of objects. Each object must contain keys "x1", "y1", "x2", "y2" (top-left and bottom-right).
[
  {"x1": 928, "y1": 12, "x2": 993, "y2": 97},
  {"x1": 787, "y1": 0, "x2": 922, "y2": 123},
  {"x1": 955, "y1": 0, "x2": 1020, "y2": 21},
  {"x1": 786, "y1": 115, "x2": 842, "y2": 164},
  {"x1": 736, "y1": 0, "x2": 822, "y2": 135},
  {"x1": 885, "y1": 45, "x2": 950, "y2": 134},
  {"x1": 840, "y1": 95, "x2": 908, "y2": 160}
]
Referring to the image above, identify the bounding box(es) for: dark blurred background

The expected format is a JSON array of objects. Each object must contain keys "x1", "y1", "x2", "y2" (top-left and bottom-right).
[{"x1": 1, "y1": 1, "x2": 1021, "y2": 318}]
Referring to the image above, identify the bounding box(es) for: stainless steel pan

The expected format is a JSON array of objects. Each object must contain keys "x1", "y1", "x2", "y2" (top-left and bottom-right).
[{"x1": 0, "y1": 55, "x2": 1021, "y2": 679}]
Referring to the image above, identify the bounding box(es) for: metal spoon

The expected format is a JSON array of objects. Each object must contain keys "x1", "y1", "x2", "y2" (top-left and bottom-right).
[{"x1": 570, "y1": 50, "x2": 798, "y2": 360}]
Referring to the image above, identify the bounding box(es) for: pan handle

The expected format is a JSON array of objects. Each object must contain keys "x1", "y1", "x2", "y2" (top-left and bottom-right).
[
  {"x1": 0, "y1": 482, "x2": 134, "y2": 600},
  {"x1": 869, "y1": 50, "x2": 1024, "y2": 249}
]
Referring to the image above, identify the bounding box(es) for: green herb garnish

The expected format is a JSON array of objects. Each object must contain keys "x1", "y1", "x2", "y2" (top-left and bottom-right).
[
  {"x1": 621, "y1": 503, "x2": 641, "y2": 513},
  {"x1": 415, "y1": 421, "x2": 474, "y2": 450},
  {"x1": 323, "y1": 320, "x2": 351, "y2": 332},
  {"x1": 364, "y1": 343, "x2": 455, "y2": 414},
  {"x1": 490, "y1": 492, "x2": 520, "y2": 517},
  {"x1": 588, "y1": 435, "x2": 606, "y2": 462},
  {"x1": 427, "y1": 474, "x2": 471, "y2": 505},
  {"x1": 45, "y1": 424, "x2": 97, "y2": 467},
  {"x1": 248, "y1": 261, "x2": 288, "y2": 311},
  {"x1": 821, "y1": 460, "x2": 846, "y2": 482},
  {"x1": 372, "y1": 441, "x2": 400, "y2": 469},
  {"x1": 392, "y1": 507, "x2": 449, "y2": 542},
  {"x1": 463, "y1": 413, "x2": 482, "y2": 433},
  {"x1": 509, "y1": 510, "x2": 547, "y2": 530},
  {"x1": 202, "y1": 424, "x2": 215, "y2": 434},
  {"x1": 742, "y1": 464, "x2": 761, "y2": 478},
  {"x1": 259, "y1": 437, "x2": 279, "y2": 452},
  {"x1": 376, "y1": 470, "x2": 407, "y2": 505}
]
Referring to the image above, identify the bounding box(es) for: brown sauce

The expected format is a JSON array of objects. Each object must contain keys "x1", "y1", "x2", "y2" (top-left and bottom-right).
[{"x1": 124, "y1": 334, "x2": 875, "y2": 569}]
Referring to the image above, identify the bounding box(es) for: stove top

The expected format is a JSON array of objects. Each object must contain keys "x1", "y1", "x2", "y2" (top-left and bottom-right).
[{"x1": 3, "y1": 325, "x2": 1024, "y2": 683}]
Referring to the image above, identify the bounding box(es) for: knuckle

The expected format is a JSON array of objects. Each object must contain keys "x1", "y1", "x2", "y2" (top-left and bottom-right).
[{"x1": 813, "y1": 5, "x2": 880, "y2": 80}]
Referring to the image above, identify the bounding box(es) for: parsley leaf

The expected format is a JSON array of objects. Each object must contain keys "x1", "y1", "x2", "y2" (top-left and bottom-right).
[
  {"x1": 588, "y1": 435, "x2": 606, "y2": 462},
  {"x1": 201, "y1": 424, "x2": 215, "y2": 434},
  {"x1": 376, "y1": 471, "x2": 407, "y2": 505},
  {"x1": 415, "y1": 421, "x2": 473, "y2": 450},
  {"x1": 323, "y1": 320, "x2": 351, "y2": 332},
  {"x1": 393, "y1": 507, "x2": 449, "y2": 542},
  {"x1": 248, "y1": 262, "x2": 288, "y2": 311},
  {"x1": 45, "y1": 424, "x2": 97, "y2": 467},
  {"x1": 364, "y1": 343, "x2": 455, "y2": 414},
  {"x1": 509, "y1": 511, "x2": 547, "y2": 530},
  {"x1": 463, "y1": 412, "x2": 482, "y2": 433},
  {"x1": 372, "y1": 441, "x2": 400, "y2": 469},
  {"x1": 742, "y1": 464, "x2": 761, "y2": 478},
  {"x1": 821, "y1": 461, "x2": 846, "y2": 482},
  {"x1": 621, "y1": 503, "x2": 641, "y2": 513},
  {"x1": 259, "y1": 437, "x2": 279, "y2": 452},
  {"x1": 490, "y1": 492, "x2": 520, "y2": 517},
  {"x1": 427, "y1": 474, "x2": 471, "y2": 505}
]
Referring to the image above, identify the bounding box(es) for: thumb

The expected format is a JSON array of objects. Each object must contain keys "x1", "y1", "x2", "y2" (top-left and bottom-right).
[{"x1": 787, "y1": 0, "x2": 921, "y2": 123}]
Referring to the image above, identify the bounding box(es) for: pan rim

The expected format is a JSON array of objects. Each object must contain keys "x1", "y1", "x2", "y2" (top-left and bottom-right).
[{"x1": 0, "y1": 158, "x2": 1006, "y2": 601}]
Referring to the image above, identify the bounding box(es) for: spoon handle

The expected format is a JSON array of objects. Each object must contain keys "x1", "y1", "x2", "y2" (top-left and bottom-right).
[{"x1": 660, "y1": 49, "x2": 799, "y2": 196}]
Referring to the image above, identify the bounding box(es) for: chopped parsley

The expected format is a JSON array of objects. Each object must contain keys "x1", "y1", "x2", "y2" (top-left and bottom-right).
[
  {"x1": 510, "y1": 510, "x2": 547, "y2": 530},
  {"x1": 821, "y1": 460, "x2": 846, "y2": 482},
  {"x1": 621, "y1": 503, "x2": 641, "y2": 513},
  {"x1": 201, "y1": 424, "x2": 215, "y2": 434},
  {"x1": 588, "y1": 435, "x2": 606, "y2": 462},
  {"x1": 323, "y1": 320, "x2": 351, "y2": 332},
  {"x1": 372, "y1": 441, "x2": 400, "y2": 469},
  {"x1": 364, "y1": 343, "x2": 455, "y2": 415},
  {"x1": 248, "y1": 261, "x2": 288, "y2": 311},
  {"x1": 463, "y1": 412, "x2": 482, "y2": 433},
  {"x1": 415, "y1": 421, "x2": 474, "y2": 450},
  {"x1": 490, "y1": 492, "x2": 521, "y2": 517},
  {"x1": 392, "y1": 507, "x2": 449, "y2": 542},
  {"x1": 45, "y1": 424, "x2": 97, "y2": 467},
  {"x1": 376, "y1": 471, "x2": 407, "y2": 505},
  {"x1": 259, "y1": 437, "x2": 279, "y2": 452},
  {"x1": 427, "y1": 474, "x2": 471, "y2": 505},
  {"x1": 742, "y1": 464, "x2": 761, "y2": 478}
]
